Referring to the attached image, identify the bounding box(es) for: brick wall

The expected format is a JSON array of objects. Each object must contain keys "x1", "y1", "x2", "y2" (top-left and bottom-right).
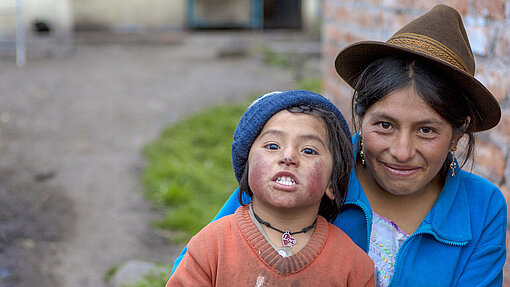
[{"x1": 322, "y1": 0, "x2": 510, "y2": 283}]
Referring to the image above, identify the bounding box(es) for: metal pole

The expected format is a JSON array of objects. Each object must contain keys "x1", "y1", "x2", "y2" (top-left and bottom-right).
[{"x1": 16, "y1": 0, "x2": 25, "y2": 67}]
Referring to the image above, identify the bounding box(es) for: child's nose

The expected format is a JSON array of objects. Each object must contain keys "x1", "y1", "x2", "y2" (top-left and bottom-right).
[{"x1": 279, "y1": 149, "x2": 299, "y2": 166}]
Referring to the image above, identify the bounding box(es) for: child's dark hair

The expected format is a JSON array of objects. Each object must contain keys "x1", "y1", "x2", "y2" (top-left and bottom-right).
[
  {"x1": 352, "y1": 56, "x2": 476, "y2": 180},
  {"x1": 237, "y1": 105, "x2": 353, "y2": 222}
]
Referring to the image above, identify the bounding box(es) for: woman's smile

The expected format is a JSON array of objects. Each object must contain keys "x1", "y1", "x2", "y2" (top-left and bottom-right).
[{"x1": 381, "y1": 162, "x2": 421, "y2": 177}]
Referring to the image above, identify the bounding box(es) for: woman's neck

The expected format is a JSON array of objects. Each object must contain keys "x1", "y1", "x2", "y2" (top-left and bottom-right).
[{"x1": 356, "y1": 161, "x2": 442, "y2": 234}]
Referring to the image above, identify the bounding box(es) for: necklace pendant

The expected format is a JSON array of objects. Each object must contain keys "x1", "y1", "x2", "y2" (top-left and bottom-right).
[{"x1": 282, "y1": 230, "x2": 296, "y2": 247}]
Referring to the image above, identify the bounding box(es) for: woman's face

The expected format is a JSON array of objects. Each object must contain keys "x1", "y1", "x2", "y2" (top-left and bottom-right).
[{"x1": 360, "y1": 87, "x2": 455, "y2": 196}]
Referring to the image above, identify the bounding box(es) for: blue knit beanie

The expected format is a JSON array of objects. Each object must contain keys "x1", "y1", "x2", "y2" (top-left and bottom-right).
[{"x1": 231, "y1": 90, "x2": 351, "y2": 183}]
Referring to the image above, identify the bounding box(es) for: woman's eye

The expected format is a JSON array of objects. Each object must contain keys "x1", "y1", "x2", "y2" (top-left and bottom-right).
[
  {"x1": 379, "y1": 122, "x2": 391, "y2": 129},
  {"x1": 419, "y1": 127, "x2": 436, "y2": 135},
  {"x1": 302, "y1": 148, "x2": 317, "y2": 155},
  {"x1": 265, "y1": 143, "x2": 279, "y2": 150}
]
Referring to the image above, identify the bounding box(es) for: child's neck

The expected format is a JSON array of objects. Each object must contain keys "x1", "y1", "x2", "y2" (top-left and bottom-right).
[{"x1": 251, "y1": 201, "x2": 319, "y2": 253}]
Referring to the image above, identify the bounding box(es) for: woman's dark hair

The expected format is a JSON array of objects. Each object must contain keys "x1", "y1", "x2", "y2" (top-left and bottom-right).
[
  {"x1": 238, "y1": 105, "x2": 353, "y2": 222},
  {"x1": 352, "y1": 56, "x2": 476, "y2": 179}
]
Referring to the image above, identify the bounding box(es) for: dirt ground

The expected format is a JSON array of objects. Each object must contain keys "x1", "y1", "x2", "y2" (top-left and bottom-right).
[{"x1": 0, "y1": 31, "x2": 318, "y2": 287}]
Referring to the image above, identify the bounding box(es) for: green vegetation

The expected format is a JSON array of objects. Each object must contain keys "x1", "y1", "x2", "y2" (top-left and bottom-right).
[
  {"x1": 296, "y1": 77, "x2": 322, "y2": 94},
  {"x1": 122, "y1": 266, "x2": 170, "y2": 287},
  {"x1": 142, "y1": 104, "x2": 248, "y2": 243},
  {"x1": 104, "y1": 265, "x2": 119, "y2": 283}
]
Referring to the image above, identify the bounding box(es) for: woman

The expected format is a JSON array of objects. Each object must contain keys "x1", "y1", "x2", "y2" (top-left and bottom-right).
[{"x1": 171, "y1": 5, "x2": 506, "y2": 286}]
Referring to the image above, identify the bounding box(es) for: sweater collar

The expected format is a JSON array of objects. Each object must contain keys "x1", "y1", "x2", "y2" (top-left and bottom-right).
[
  {"x1": 348, "y1": 132, "x2": 471, "y2": 244},
  {"x1": 235, "y1": 205, "x2": 330, "y2": 275}
]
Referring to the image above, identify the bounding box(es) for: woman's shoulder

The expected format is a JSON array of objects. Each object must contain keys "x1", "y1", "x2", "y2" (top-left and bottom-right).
[
  {"x1": 457, "y1": 170, "x2": 503, "y2": 195},
  {"x1": 456, "y1": 170, "x2": 506, "y2": 209}
]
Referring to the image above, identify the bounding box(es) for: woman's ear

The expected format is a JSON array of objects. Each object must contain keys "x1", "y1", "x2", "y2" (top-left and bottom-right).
[
  {"x1": 325, "y1": 185, "x2": 335, "y2": 200},
  {"x1": 451, "y1": 116, "x2": 471, "y2": 149},
  {"x1": 462, "y1": 116, "x2": 471, "y2": 132}
]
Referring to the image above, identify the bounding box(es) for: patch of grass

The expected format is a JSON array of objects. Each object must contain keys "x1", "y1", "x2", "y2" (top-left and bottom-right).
[
  {"x1": 104, "y1": 265, "x2": 119, "y2": 283},
  {"x1": 296, "y1": 77, "x2": 322, "y2": 94},
  {"x1": 256, "y1": 44, "x2": 292, "y2": 68},
  {"x1": 122, "y1": 265, "x2": 170, "y2": 287},
  {"x1": 142, "y1": 104, "x2": 248, "y2": 243}
]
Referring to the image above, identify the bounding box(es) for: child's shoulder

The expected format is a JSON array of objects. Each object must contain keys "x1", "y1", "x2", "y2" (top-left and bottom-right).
[{"x1": 188, "y1": 206, "x2": 246, "y2": 245}]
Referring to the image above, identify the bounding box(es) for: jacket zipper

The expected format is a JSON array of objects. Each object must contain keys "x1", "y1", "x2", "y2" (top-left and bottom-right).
[
  {"x1": 388, "y1": 231, "x2": 469, "y2": 286},
  {"x1": 345, "y1": 201, "x2": 372, "y2": 252}
]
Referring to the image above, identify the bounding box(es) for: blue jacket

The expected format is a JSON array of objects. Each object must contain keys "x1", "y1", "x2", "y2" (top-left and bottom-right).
[{"x1": 172, "y1": 134, "x2": 507, "y2": 286}]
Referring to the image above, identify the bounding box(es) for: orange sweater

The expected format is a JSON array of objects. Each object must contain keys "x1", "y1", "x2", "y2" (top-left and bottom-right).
[{"x1": 167, "y1": 205, "x2": 375, "y2": 286}]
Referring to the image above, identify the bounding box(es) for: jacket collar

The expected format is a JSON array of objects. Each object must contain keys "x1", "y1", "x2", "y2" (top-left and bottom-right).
[{"x1": 347, "y1": 132, "x2": 472, "y2": 244}]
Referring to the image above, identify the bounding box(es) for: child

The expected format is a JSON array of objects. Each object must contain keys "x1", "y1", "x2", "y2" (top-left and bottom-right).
[{"x1": 167, "y1": 90, "x2": 375, "y2": 286}]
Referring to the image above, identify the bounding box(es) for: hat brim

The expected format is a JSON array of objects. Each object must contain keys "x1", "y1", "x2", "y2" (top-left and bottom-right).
[{"x1": 335, "y1": 41, "x2": 501, "y2": 132}]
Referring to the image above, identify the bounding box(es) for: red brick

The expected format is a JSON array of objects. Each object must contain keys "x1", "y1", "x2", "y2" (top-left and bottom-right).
[
  {"x1": 505, "y1": 228, "x2": 510, "y2": 285},
  {"x1": 335, "y1": 5, "x2": 349, "y2": 23},
  {"x1": 325, "y1": 78, "x2": 354, "y2": 126},
  {"x1": 322, "y1": 43, "x2": 341, "y2": 63},
  {"x1": 495, "y1": 26, "x2": 510, "y2": 61},
  {"x1": 501, "y1": 185, "x2": 510, "y2": 215},
  {"x1": 414, "y1": 0, "x2": 441, "y2": 11},
  {"x1": 442, "y1": 0, "x2": 469, "y2": 15},
  {"x1": 323, "y1": 2, "x2": 337, "y2": 20},
  {"x1": 493, "y1": 110, "x2": 510, "y2": 145},
  {"x1": 336, "y1": 27, "x2": 368, "y2": 45},
  {"x1": 474, "y1": 140, "x2": 506, "y2": 184},
  {"x1": 324, "y1": 24, "x2": 341, "y2": 44},
  {"x1": 475, "y1": 65, "x2": 510, "y2": 102},
  {"x1": 466, "y1": 25, "x2": 492, "y2": 56},
  {"x1": 505, "y1": 257, "x2": 510, "y2": 287},
  {"x1": 473, "y1": 0, "x2": 506, "y2": 20}
]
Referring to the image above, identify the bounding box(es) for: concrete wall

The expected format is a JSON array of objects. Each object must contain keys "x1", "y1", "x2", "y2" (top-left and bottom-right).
[
  {"x1": 71, "y1": 0, "x2": 320, "y2": 31},
  {"x1": 71, "y1": 0, "x2": 186, "y2": 30},
  {"x1": 0, "y1": 0, "x2": 72, "y2": 34},
  {"x1": 303, "y1": 0, "x2": 322, "y2": 32},
  {"x1": 322, "y1": 0, "x2": 510, "y2": 283}
]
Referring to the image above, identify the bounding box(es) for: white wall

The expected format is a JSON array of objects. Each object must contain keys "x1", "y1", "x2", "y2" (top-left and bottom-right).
[{"x1": 71, "y1": 0, "x2": 186, "y2": 30}]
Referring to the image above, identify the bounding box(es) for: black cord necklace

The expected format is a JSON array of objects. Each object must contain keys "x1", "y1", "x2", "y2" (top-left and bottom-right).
[{"x1": 253, "y1": 211, "x2": 317, "y2": 247}]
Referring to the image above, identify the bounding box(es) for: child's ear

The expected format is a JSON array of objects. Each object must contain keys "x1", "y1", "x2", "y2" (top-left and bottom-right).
[{"x1": 325, "y1": 185, "x2": 335, "y2": 200}]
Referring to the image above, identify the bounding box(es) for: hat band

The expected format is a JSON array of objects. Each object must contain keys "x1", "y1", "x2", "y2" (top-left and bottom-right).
[{"x1": 387, "y1": 33, "x2": 469, "y2": 73}]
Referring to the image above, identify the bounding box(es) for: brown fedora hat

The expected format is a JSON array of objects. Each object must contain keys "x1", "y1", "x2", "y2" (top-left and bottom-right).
[{"x1": 335, "y1": 4, "x2": 501, "y2": 132}]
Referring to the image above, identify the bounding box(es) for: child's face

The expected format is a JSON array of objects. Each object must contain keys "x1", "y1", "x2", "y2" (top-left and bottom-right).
[{"x1": 247, "y1": 110, "x2": 334, "y2": 214}]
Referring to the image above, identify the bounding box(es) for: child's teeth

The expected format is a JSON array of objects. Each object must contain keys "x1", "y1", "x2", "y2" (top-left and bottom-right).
[{"x1": 276, "y1": 176, "x2": 296, "y2": 186}]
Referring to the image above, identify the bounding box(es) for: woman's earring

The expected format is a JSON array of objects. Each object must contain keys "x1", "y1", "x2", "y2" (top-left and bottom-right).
[
  {"x1": 449, "y1": 148, "x2": 457, "y2": 177},
  {"x1": 359, "y1": 139, "x2": 366, "y2": 167}
]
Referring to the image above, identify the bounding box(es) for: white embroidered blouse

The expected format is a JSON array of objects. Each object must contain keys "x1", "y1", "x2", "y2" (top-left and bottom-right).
[{"x1": 368, "y1": 212, "x2": 409, "y2": 287}]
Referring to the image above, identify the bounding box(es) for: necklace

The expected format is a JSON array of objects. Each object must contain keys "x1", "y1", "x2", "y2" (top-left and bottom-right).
[{"x1": 253, "y1": 211, "x2": 316, "y2": 247}]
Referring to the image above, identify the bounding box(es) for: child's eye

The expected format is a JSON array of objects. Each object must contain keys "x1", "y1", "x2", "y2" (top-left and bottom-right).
[
  {"x1": 264, "y1": 143, "x2": 280, "y2": 150},
  {"x1": 302, "y1": 148, "x2": 317, "y2": 155}
]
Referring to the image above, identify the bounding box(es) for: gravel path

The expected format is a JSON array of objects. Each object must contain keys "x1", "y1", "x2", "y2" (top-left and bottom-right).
[{"x1": 0, "y1": 31, "x2": 314, "y2": 287}]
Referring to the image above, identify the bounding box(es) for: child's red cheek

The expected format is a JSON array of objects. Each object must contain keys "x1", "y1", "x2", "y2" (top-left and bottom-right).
[
  {"x1": 248, "y1": 152, "x2": 269, "y2": 188},
  {"x1": 306, "y1": 161, "x2": 328, "y2": 196}
]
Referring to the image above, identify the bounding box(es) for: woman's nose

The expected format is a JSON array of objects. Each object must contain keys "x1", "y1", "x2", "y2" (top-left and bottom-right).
[{"x1": 389, "y1": 133, "x2": 415, "y2": 162}]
